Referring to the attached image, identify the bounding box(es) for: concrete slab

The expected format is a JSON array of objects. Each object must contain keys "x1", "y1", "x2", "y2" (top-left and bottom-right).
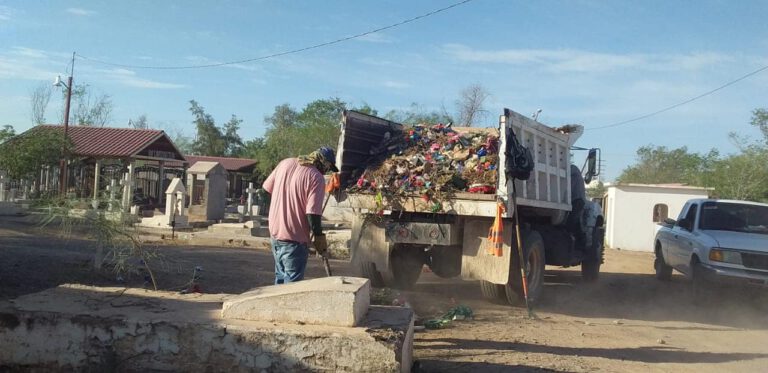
[
  {"x1": 222, "y1": 277, "x2": 370, "y2": 327},
  {"x1": 0, "y1": 284, "x2": 413, "y2": 372}
]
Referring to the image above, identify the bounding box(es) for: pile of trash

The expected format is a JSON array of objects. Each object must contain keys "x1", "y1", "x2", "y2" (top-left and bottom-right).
[{"x1": 346, "y1": 123, "x2": 500, "y2": 199}]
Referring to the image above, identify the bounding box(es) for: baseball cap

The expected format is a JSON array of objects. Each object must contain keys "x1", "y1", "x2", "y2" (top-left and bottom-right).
[{"x1": 317, "y1": 146, "x2": 339, "y2": 172}]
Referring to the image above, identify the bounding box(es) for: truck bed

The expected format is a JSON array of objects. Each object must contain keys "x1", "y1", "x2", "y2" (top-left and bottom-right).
[{"x1": 333, "y1": 110, "x2": 580, "y2": 218}]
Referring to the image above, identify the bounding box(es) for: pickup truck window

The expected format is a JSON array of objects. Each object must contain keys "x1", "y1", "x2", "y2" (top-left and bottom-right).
[
  {"x1": 699, "y1": 201, "x2": 768, "y2": 234},
  {"x1": 681, "y1": 204, "x2": 697, "y2": 227}
]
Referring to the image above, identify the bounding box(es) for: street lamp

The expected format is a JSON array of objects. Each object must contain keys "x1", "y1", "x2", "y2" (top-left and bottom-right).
[{"x1": 54, "y1": 52, "x2": 75, "y2": 196}]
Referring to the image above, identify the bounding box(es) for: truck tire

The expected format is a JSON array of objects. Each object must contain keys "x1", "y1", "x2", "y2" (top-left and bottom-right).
[
  {"x1": 428, "y1": 245, "x2": 462, "y2": 278},
  {"x1": 505, "y1": 230, "x2": 545, "y2": 305},
  {"x1": 654, "y1": 242, "x2": 673, "y2": 281},
  {"x1": 480, "y1": 280, "x2": 505, "y2": 302},
  {"x1": 390, "y1": 244, "x2": 425, "y2": 290},
  {"x1": 581, "y1": 226, "x2": 604, "y2": 282},
  {"x1": 359, "y1": 261, "x2": 386, "y2": 288},
  {"x1": 691, "y1": 257, "x2": 715, "y2": 305}
]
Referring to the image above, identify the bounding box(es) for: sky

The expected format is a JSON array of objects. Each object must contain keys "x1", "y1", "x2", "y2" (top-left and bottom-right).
[{"x1": 1, "y1": 0, "x2": 766, "y2": 180}]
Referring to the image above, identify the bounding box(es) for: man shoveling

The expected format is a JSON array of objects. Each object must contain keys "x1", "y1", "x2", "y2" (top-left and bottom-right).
[{"x1": 262, "y1": 147, "x2": 338, "y2": 284}]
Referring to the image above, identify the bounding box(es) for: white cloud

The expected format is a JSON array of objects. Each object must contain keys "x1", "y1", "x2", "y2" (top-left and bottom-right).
[
  {"x1": 10, "y1": 47, "x2": 48, "y2": 59},
  {"x1": 0, "y1": 6, "x2": 12, "y2": 21},
  {"x1": 442, "y1": 44, "x2": 733, "y2": 73},
  {"x1": 382, "y1": 80, "x2": 410, "y2": 89},
  {"x1": 101, "y1": 68, "x2": 187, "y2": 89},
  {"x1": 66, "y1": 8, "x2": 96, "y2": 16}
]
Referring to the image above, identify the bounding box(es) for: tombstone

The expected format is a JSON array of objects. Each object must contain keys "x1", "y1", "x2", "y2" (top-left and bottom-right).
[
  {"x1": 164, "y1": 178, "x2": 189, "y2": 228},
  {"x1": 21, "y1": 181, "x2": 29, "y2": 200},
  {"x1": 186, "y1": 162, "x2": 228, "y2": 221},
  {"x1": 107, "y1": 179, "x2": 118, "y2": 211},
  {"x1": 245, "y1": 182, "x2": 258, "y2": 216}
]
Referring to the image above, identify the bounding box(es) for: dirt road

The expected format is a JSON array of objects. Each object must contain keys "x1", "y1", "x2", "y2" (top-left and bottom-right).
[{"x1": 1, "y1": 216, "x2": 766, "y2": 372}]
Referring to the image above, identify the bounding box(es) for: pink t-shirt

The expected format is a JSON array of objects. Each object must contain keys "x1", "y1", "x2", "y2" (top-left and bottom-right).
[{"x1": 262, "y1": 158, "x2": 326, "y2": 244}]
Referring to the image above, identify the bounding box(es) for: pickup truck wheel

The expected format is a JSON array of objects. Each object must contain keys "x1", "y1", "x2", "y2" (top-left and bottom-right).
[
  {"x1": 480, "y1": 280, "x2": 505, "y2": 302},
  {"x1": 654, "y1": 243, "x2": 673, "y2": 281},
  {"x1": 691, "y1": 259, "x2": 714, "y2": 304},
  {"x1": 581, "y1": 226, "x2": 604, "y2": 282},
  {"x1": 505, "y1": 230, "x2": 545, "y2": 305},
  {"x1": 390, "y1": 244, "x2": 425, "y2": 290},
  {"x1": 359, "y1": 262, "x2": 385, "y2": 288}
]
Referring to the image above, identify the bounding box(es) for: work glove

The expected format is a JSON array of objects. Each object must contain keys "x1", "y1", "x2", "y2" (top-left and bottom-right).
[{"x1": 313, "y1": 234, "x2": 329, "y2": 257}]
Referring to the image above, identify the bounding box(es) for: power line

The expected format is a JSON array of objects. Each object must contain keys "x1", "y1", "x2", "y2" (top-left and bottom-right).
[
  {"x1": 76, "y1": 0, "x2": 476, "y2": 70},
  {"x1": 587, "y1": 63, "x2": 768, "y2": 131}
]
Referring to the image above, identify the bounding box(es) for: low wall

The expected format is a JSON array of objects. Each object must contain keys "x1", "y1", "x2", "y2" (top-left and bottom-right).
[{"x1": 0, "y1": 285, "x2": 413, "y2": 372}]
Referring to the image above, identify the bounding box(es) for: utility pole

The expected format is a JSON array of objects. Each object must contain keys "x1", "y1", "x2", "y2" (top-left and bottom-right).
[{"x1": 57, "y1": 52, "x2": 75, "y2": 196}]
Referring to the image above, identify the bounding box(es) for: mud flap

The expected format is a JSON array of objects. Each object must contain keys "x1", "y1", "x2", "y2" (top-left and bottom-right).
[
  {"x1": 460, "y1": 218, "x2": 514, "y2": 284},
  {"x1": 349, "y1": 215, "x2": 393, "y2": 275}
]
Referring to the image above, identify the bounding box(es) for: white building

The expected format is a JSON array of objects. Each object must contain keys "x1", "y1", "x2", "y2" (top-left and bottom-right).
[{"x1": 603, "y1": 183, "x2": 712, "y2": 252}]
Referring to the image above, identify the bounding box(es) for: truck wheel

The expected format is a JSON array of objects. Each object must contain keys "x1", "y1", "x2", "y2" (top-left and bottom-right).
[
  {"x1": 654, "y1": 242, "x2": 673, "y2": 281},
  {"x1": 691, "y1": 258, "x2": 714, "y2": 305},
  {"x1": 505, "y1": 230, "x2": 545, "y2": 305},
  {"x1": 390, "y1": 244, "x2": 425, "y2": 290},
  {"x1": 581, "y1": 226, "x2": 604, "y2": 282},
  {"x1": 359, "y1": 262, "x2": 385, "y2": 288},
  {"x1": 428, "y1": 245, "x2": 462, "y2": 278},
  {"x1": 480, "y1": 280, "x2": 505, "y2": 302}
]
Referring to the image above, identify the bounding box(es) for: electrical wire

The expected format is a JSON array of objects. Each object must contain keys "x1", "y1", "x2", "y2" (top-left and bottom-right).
[
  {"x1": 75, "y1": 0, "x2": 476, "y2": 70},
  {"x1": 587, "y1": 64, "x2": 768, "y2": 131}
]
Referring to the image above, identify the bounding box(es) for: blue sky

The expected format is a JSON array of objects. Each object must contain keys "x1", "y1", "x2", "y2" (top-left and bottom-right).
[{"x1": 1, "y1": 0, "x2": 766, "y2": 180}]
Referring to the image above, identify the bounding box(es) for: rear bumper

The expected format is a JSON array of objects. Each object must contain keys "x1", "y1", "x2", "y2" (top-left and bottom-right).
[{"x1": 700, "y1": 263, "x2": 768, "y2": 288}]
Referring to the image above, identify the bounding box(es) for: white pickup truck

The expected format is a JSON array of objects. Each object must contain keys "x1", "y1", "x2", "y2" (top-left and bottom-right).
[{"x1": 654, "y1": 198, "x2": 768, "y2": 292}]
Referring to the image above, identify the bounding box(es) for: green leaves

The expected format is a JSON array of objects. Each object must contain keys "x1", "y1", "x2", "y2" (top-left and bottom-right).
[
  {"x1": 247, "y1": 98, "x2": 353, "y2": 174},
  {"x1": 0, "y1": 127, "x2": 71, "y2": 180},
  {"x1": 188, "y1": 100, "x2": 243, "y2": 157}
]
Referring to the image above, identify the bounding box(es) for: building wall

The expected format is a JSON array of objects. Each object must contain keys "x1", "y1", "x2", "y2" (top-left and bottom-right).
[{"x1": 605, "y1": 186, "x2": 709, "y2": 252}]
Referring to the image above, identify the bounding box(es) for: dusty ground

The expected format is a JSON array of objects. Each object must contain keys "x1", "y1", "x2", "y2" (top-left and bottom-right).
[{"x1": 1, "y1": 215, "x2": 766, "y2": 372}]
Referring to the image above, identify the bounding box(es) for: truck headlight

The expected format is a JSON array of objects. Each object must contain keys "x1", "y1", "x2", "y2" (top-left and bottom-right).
[{"x1": 708, "y1": 248, "x2": 742, "y2": 265}]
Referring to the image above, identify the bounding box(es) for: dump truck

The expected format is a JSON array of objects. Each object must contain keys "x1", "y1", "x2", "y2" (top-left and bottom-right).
[{"x1": 332, "y1": 109, "x2": 603, "y2": 304}]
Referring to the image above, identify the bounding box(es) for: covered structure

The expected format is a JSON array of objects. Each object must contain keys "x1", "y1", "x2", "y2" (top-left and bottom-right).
[
  {"x1": 24, "y1": 125, "x2": 187, "y2": 211},
  {"x1": 603, "y1": 183, "x2": 712, "y2": 252},
  {"x1": 184, "y1": 155, "x2": 258, "y2": 200}
]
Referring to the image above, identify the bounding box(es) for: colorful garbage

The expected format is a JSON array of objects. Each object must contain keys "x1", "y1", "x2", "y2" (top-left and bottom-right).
[{"x1": 346, "y1": 123, "x2": 500, "y2": 199}]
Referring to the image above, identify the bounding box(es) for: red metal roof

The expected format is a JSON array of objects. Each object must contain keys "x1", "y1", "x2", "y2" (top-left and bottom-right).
[
  {"x1": 185, "y1": 155, "x2": 257, "y2": 172},
  {"x1": 35, "y1": 125, "x2": 174, "y2": 158}
]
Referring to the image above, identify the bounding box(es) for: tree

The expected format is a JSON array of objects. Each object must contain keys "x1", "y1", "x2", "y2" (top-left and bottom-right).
[
  {"x1": 128, "y1": 114, "x2": 149, "y2": 129},
  {"x1": 265, "y1": 104, "x2": 299, "y2": 129},
  {"x1": 223, "y1": 115, "x2": 244, "y2": 157},
  {"x1": 0, "y1": 128, "x2": 71, "y2": 179},
  {"x1": 384, "y1": 102, "x2": 454, "y2": 125},
  {"x1": 751, "y1": 108, "x2": 768, "y2": 144},
  {"x1": 708, "y1": 146, "x2": 768, "y2": 201},
  {"x1": 188, "y1": 100, "x2": 244, "y2": 157},
  {"x1": 0, "y1": 125, "x2": 15, "y2": 144},
  {"x1": 456, "y1": 83, "x2": 490, "y2": 126},
  {"x1": 254, "y1": 98, "x2": 356, "y2": 173},
  {"x1": 68, "y1": 84, "x2": 113, "y2": 127},
  {"x1": 30, "y1": 82, "x2": 52, "y2": 125},
  {"x1": 168, "y1": 129, "x2": 194, "y2": 155},
  {"x1": 586, "y1": 181, "x2": 607, "y2": 199},
  {"x1": 617, "y1": 145, "x2": 718, "y2": 186},
  {"x1": 189, "y1": 100, "x2": 225, "y2": 156}
]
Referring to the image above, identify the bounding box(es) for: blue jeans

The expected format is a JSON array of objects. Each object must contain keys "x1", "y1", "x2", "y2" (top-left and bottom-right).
[{"x1": 271, "y1": 238, "x2": 309, "y2": 284}]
